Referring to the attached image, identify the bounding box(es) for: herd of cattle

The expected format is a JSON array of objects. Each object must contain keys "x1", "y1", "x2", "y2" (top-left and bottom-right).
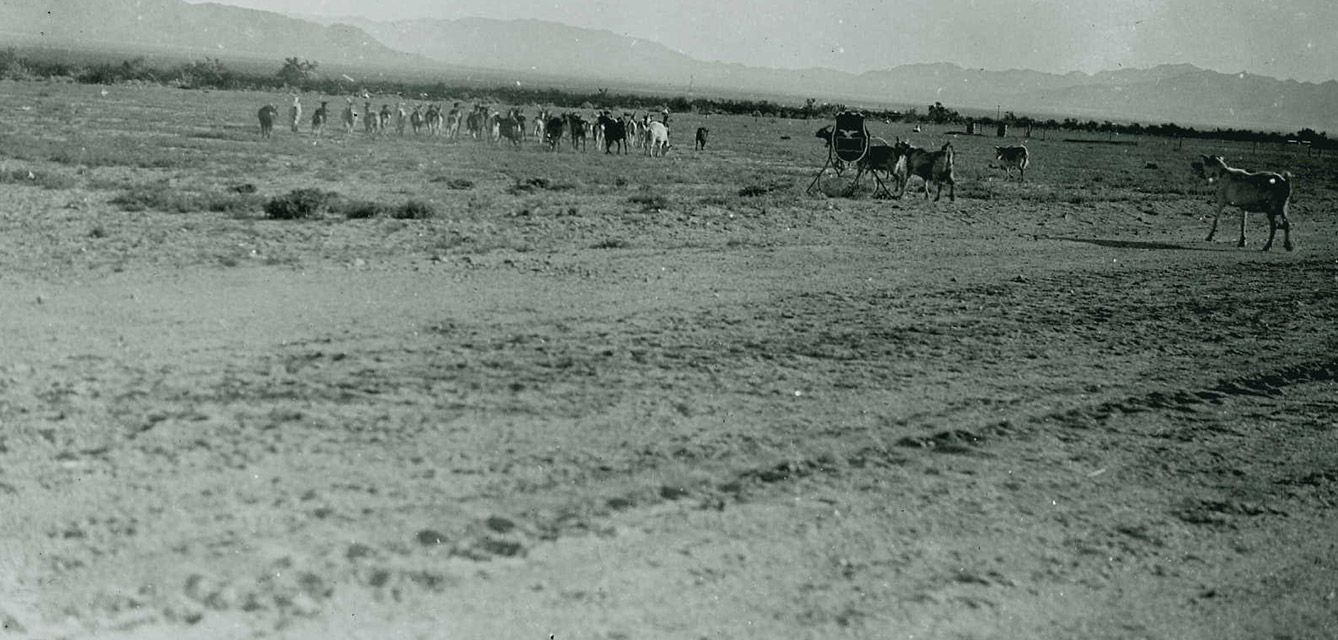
[
  {"x1": 817, "y1": 126, "x2": 1294, "y2": 250},
  {"x1": 256, "y1": 96, "x2": 699, "y2": 157},
  {"x1": 254, "y1": 97, "x2": 1297, "y2": 251}
]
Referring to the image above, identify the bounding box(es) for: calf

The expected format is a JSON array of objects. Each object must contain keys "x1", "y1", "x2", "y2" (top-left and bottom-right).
[
  {"x1": 1194, "y1": 155, "x2": 1294, "y2": 251},
  {"x1": 896, "y1": 141, "x2": 955, "y2": 201},
  {"x1": 257, "y1": 104, "x2": 278, "y2": 138},
  {"x1": 994, "y1": 145, "x2": 1029, "y2": 181},
  {"x1": 695, "y1": 127, "x2": 709, "y2": 150},
  {"x1": 646, "y1": 121, "x2": 670, "y2": 157}
]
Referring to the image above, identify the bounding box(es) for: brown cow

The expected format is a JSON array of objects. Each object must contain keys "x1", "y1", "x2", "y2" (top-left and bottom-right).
[{"x1": 257, "y1": 104, "x2": 278, "y2": 138}]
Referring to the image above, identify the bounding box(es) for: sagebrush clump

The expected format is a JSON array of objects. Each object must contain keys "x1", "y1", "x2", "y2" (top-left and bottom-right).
[{"x1": 264, "y1": 188, "x2": 339, "y2": 220}]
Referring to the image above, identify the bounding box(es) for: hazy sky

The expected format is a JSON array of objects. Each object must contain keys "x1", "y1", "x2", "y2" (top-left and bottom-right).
[{"x1": 186, "y1": 0, "x2": 1338, "y2": 82}]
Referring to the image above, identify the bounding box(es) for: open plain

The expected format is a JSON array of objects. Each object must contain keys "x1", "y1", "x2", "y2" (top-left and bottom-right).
[{"x1": 1, "y1": 80, "x2": 1336, "y2": 639}]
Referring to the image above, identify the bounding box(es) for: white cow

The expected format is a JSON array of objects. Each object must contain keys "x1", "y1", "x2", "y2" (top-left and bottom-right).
[
  {"x1": 646, "y1": 121, "x2": 670, "y2": 157},
  {"x1": 1195, "y1": 155, "x2": 1294, "y2": 251},
  {"x1": 288, "y1": 95, "x2": 302, "y2": 133}
]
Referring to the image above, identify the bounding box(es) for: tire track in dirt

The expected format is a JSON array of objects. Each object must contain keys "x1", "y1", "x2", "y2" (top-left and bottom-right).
[{"x1": 3, "y1": 250, "x2": 1335, "y2": 637}]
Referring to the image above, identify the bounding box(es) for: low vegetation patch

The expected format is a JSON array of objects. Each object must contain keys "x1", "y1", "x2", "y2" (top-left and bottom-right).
[
  {"x1": 391, "y1": 199, "x2": 437, "y2": 220},
  {"x1": 430, "y1": 176, "x2": 475, "y2": 190},
  {"x1": 508, "y1": 177, "x2": 577, "y2": 194},
  {"x1": 264, "y1": 188, "x2": 340, "y2": 220},
  {"x1": 591, "y1": 238, "x2": 633, "y2": 249},
  {"x1": 737, "y1": 181, "x2": 791, "y2": 197},
  {"x1": 112, "y1": 182, "x2": 263, "y2": 214},
  {"x1": 629, "y1": 192, "x2": 670, "y2": 211},
  {"x1": 268, "y1": 192, "x2": 439, "y2": 221},
  {"x1": 0, "y1": 168, "x2": 76, "y2": 190},
  {"x1": 337, "y1": 199, "x2": 387, "y2": 220}
]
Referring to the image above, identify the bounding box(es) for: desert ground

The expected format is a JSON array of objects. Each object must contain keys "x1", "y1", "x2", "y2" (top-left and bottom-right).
[{"x1": 0, "y1": 80, "x2": 1336, "y2": 640}]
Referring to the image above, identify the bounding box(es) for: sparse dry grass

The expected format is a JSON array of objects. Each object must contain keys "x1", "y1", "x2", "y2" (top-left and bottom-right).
[{"x1": 1, "y1": 79, "x2": 1337, "y2": 640}]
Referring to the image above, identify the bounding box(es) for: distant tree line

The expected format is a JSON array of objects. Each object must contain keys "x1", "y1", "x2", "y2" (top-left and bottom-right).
[{"x1": 0, "y1": 48, "x2": 1329, "y2": 149}]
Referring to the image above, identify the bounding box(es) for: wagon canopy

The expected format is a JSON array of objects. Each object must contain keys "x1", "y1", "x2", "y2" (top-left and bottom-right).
[{"x1": 830, "y1": 111, "x2": 871, "y2": 164}]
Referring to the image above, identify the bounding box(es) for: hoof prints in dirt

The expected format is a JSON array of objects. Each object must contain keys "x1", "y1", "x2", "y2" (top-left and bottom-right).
[{"x1": 1041, "y1": 360, "x2": 1338, "y2": 429}]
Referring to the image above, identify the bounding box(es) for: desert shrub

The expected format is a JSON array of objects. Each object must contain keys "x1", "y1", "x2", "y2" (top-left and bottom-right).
[
  {"x1": 264, "y1": 188, "x2": 339, "y2": 220},
  {"x1": 337, "y1": 199, "x2": 387, "y2": 220},
  {"x1": 392, "y1": 199, "x2": 437, "y2": 220},
  {"x1": 508, "y1": 177, "x2": 576, "y2": 194},
  {"x1": 738, "y1": 184, "x2": 770, "y2": 197}
]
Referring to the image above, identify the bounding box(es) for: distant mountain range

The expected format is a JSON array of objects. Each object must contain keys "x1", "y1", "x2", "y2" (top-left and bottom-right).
[
  {"x1": 1, "y1": 0, "x2": 1334, "y2": 133},
  {"x1": 0, "y1": 0, "x2": 418, "y2": 69}
]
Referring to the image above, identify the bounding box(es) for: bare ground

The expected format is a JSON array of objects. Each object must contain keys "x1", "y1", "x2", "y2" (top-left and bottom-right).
[{"x1": 1, "y1": 81, "x2": 1336, "y2": 639}]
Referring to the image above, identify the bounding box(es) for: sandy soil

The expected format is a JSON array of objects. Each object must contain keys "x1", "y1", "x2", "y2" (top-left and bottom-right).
[{"x1": 1, "y1": 82, "x2": 1336, "y2": 639}]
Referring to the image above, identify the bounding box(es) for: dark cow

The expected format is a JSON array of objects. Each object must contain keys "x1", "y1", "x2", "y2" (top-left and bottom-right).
[
  {"x1": 257, "y1": 104, "x2": 278, "y2": 138},
  {"x1": 310, "y1": 101, "x2": 329, "y2": 135},
  {"x1": 409, "y1": 105, "x2": 424, "y2": 134},
  {"x1": 566, "y1": 113, "x2": 587, "y2": 151},
  {"x1": 849, "y1": 142, "x2": 909, "y2": 198},
  {"x1": 600, "y1": 113, "x2": 627, "y2": 154},
  {"x1": 544, "y1": 116, "x2": 565, "y2": 151},
  {"x1": 994, "y1": 145, "x2": 1029, "y2": 181},
  {"x1": 498, "y1": 110, "x2": 523, "y2": 146},
  {"x1": 895, "y1": 140, "x2": 956, "y2": 201},
  {"x1": 695, "y1": 127, "x2": 709, "y2": 150}
]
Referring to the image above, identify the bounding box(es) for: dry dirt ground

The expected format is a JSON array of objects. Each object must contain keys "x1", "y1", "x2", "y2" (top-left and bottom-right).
[{"x1": 1, "y1": 81, "x2": 1336, "y2": 639}]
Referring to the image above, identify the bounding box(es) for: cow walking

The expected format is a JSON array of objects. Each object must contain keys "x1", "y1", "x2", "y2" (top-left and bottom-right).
[
  {"x1": 896, "y1": 140, "x2": 956, "y2": 201},
  {"x1": 543, "y1": 116, "x2": 565, "y2": 151},
  {"x1": 1194, "y1": 155, "x2": 1294, "y2": 250},
  {"x1": 646, "y1": 121, "x2": 671, "y2": 157},
  {"x1": 994, "y1": 145, "x2": 1030, "y2": 181},
  {"x1": 311, "y1": 101, "x2": 329, "y2": 135},
  {"x1": 257, "y1": 104, "x2": 278, "y2": 138}
]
